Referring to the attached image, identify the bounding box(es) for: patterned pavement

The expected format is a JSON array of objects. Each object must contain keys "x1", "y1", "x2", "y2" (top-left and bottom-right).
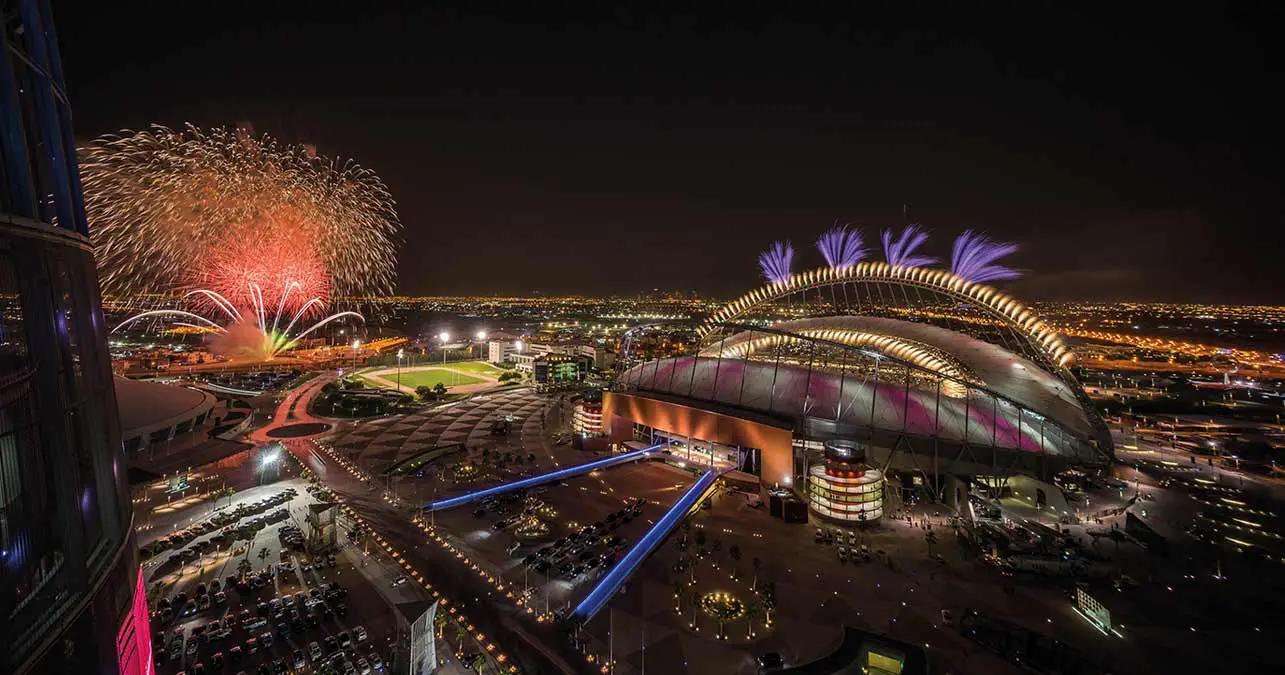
[{"x1": 328, "y1": 387, "x2": 548, "y2": 472}]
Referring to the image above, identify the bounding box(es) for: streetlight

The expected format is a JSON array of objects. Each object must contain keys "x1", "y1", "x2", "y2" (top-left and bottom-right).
[
  {"x1": 351, "y1": 338, "x2": 362, "y2": 369},
  {"x1": 397, "y1": 348, "x2": 405, "y2": 390},
  {"x1": 439, "y1": 332, "x2": 450, "y2": 367}
]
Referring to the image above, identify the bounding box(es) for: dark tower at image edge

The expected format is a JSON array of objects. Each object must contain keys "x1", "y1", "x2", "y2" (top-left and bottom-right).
[{"x1": 2, "y1": 0, "x2": 150, "y2": 673}]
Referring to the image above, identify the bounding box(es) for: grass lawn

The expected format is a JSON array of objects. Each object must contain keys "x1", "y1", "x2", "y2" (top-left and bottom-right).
[
  {"x1": 443, "y1": 360, "x2": 506, "y2": 377},
  {"x1": 347, "y1": 374, "x2": 389, "y2": 389},
  {"x1": 395, "y1": 368, "x2": 485, "y2": 389}
]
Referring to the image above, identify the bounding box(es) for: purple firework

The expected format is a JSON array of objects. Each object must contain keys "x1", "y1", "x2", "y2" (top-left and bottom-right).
[
  {"x1": 951, "y1": 230, "x2": 1020, "y2": 283},
  {"x1": 758, "y1": 241, "x2": 794, "y2": 285},
  {"x1": 881, "y1": 224, "x2": 938, "y2": 268},
  {"x1": 816, "y1": 224, "x2": 867, "y2": 269}
]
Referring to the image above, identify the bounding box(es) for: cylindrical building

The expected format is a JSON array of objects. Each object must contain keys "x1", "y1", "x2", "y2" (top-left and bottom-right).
[
  {"x1": 807, "y1": 440, "x2": 884, "y2": 522},
  {"x1": 2, "y1": 1, "x2": 147, "y2": 672}
]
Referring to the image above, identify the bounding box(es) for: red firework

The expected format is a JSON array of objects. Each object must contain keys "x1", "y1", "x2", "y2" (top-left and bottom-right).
[{"x1": 194, "y1": 223, "x2": 331, "y2": 320}]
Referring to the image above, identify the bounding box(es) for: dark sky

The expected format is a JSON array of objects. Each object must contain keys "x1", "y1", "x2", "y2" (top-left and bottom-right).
[{"x1": 55, "y1": 3, "x2": 1284, "y2": 302}]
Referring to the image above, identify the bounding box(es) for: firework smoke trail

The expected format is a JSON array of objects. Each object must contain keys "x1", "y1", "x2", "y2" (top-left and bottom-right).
[
  {"x1": 816, "y1": 224, "x2": 867, "y2": 269},
  {"x1": 951, "y1": 230, "x2": 1020, "y2": 282},
  {"x1": 79, "y1": 124, "x2": 399, "y2": 308},
  {"x1": 880, "y1": 225, "x2": 938, "y2": 268},
  {"x1": 758, "y1": 241, "x2": 795, "y2": 285}
]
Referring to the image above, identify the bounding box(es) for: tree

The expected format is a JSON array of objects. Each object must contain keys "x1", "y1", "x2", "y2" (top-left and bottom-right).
[
  {"x1": 672, "y1": 581, "x2": 685, "y2": 610},
  {"x1": 729, "y1": 544, "x2": 742, "y2": 580},
  {"x1": 759, "y1": 581, "x2": 777, "y2": 624},
  {"x1": 433, "y1": 382, "x2": 448, "y2": 397},
  {"x1": 744, "y1": 599, "x2": 761, "y2": 639},
  {"x1": 925, "y1": 529, "x2": 938, "y2": 558},
  {"x1": 237, "y1": 557, "x2": 253, "y2": 579},
  {"x1": 434, "y1": 606, "x2": 449, "y2": 637},
  {"x1": 415, "y1": 385, "x2": 434, "y2": 401},
  {"x1": 694, "y1": 530, "x2": 707, "y2": 554},
  {"x1": 751, "y1": 556, "x2": 762, "y2": 590},
  {"x1": 258, "y1": 547, "x2": 270, "y2": 565}
]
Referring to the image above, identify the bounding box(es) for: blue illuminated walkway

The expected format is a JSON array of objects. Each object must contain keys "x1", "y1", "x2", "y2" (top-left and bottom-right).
[
  {"x1": 423, "y1": 445, "x2": 660, "y2": 512},
  {"x1": 573, "y1": 467, "x2": 721, "y2": 622}
]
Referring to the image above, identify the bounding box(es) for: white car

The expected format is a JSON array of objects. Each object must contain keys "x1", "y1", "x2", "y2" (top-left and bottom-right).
[
  {"x1": 390, "y1": 576, "x2": 408, "y2": 587},
  {"x1": 358, "y1": 657, "x2": 373, "y2": 674},
  {"x1": 353, "y1": 625, "x2": 368, "y2": 642},
  {"x1": 309, "y1": 641, "x2": 322, "y2": 661}
]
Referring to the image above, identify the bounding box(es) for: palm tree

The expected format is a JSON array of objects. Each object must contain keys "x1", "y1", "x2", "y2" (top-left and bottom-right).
[
  {"x1": 672, "y1": 581, "x2": 685, "y2": 611},
  {"x1": 744, "y1": 599, "x2": 760, "y2": 639},
  {"x1": 925, "y1": 529, "x2": 938, "y2": 558},
  {"x1": 728, "y1": 544, "x2": 742, "y2": 580},
  {"x1": 694, "y1": 530, "x2": 707, "y2": 557},
  {"x1": 760, "y1": 581, "x2": 777, "y2": 625},
  {"x1": 237, "y1": 558, "x2": 253, "y2": 580},
  {"x1": 751, "y1": 557, "x2": 762, "y2": 590},
  {"x1": 258, "y1": 546, "x2": 270, "y2": 564}
]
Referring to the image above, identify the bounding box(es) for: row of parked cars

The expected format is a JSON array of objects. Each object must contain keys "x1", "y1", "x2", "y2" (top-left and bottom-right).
[
  {"x1": 142, "y1": 488, "x2": 298, "y2": 561},
  {"x1": 163, "y1": 581, "x2": 384, "y2": 675},
  {"x1": 518, "y1": 497, "x2": 644, "y2": 579}
]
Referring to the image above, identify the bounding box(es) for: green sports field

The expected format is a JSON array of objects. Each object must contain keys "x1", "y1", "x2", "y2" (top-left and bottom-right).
[
  {"x1": 442, "y1": 360, "x2": 506, "y2": 377},
  {"x1": 392, "y1": 368, "x2": 485, "y2": 389}
]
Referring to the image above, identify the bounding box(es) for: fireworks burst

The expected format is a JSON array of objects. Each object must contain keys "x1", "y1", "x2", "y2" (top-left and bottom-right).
[
  {"x1": 758, "y1": 241, "x2": 794, "y2": 285},
  {"x1": 816, "y1": 224, "x2": 867, "y2": 269},
  {"x1": 83, "y1": 124, "x2": 400, "y2": 359},
  {"x1": 881, "y1": 225, "x2": 937, "y2": 268},
  {"x1": 950, "y1": 230, "x2": 1020, "y2": 283}
]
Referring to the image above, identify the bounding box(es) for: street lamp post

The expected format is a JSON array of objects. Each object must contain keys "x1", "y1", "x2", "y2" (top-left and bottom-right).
[{"x1": 396, "y1": 348, "x2": 404, "y2": 391}]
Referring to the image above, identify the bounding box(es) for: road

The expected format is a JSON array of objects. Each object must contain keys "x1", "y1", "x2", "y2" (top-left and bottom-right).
[
  {"x1": 247, "y1": 372, "x2": 339, "y2": 444},
  {"x1": 296, "y1": 431, "x2": 598, "y2": 674}
]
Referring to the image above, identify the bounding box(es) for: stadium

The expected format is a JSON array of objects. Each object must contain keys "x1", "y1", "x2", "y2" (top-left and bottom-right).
[{"x1": 603, "y1": 262, "x2": 1115, "y2": 521}]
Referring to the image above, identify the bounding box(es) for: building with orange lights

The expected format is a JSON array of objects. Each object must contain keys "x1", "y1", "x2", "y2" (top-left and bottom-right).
[{"x1": 603, "y1": 263, "x2": 1113, "y2": 520}]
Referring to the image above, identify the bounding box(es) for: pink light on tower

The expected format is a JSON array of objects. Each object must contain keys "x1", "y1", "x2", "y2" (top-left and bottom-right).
[{"x1": 116, "y1": 566, "x2": 154, "y2": 675}]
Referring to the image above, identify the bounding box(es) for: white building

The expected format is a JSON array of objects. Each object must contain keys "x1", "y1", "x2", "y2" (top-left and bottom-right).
[{"x1": 488, "y1": 340, "x2": 520, "y2": 364}]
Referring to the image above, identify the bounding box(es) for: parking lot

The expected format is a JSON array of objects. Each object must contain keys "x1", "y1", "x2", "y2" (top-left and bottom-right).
[
  {"x1": 145, "y1": 477, "x2": 413, "y2": 675},
  {"x1": 429, "y1": 459, "x2": 699, "y2": 615}
]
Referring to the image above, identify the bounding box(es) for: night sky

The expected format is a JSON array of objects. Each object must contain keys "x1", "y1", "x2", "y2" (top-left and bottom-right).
[{"x1": 55, "y1": 3, "x2": 1283, "y2": 302}]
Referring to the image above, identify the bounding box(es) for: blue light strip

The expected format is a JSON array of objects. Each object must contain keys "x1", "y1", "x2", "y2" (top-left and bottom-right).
[
  {"x1": 574, "y1": 468, "x2": 719, "y2": 622},
  {"x1": 424, "y1": 446, "x2": 661, "y2": 511}
]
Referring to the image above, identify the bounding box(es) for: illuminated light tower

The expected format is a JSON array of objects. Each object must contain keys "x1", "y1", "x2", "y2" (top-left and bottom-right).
[
  {"x1": 397, "y1": 348, "x2": 405, "y2": 390},
  {"x1": 475, "y1": 330, "x2": 487, "y2": 360}
]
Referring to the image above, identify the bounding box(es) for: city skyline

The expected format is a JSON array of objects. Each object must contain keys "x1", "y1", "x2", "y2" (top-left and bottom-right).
[{"x1": 55, "y1": 3, "x2": 1284, "y2": 302}]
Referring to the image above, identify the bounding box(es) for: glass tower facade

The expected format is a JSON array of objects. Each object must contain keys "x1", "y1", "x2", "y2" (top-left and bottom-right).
[{"x1": 2, "y1": 1, "x2": 145, "y2": 672}]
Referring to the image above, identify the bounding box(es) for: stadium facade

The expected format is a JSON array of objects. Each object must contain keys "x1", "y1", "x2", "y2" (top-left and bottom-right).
[
  {"x1": 604, "y1": 263, "x2": 1113, "y2": 520},
  {"x1": 1, "y1": 1, "x2": 148, "y2": 672}
]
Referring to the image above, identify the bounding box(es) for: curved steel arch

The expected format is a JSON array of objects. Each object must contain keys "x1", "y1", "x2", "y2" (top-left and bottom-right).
[
  {"x1": 700, "y1": 327, "x2": 977, "y2": 396},
  {"x1": 700, "y1": 262, "x2": 1071, "y2": 369}
]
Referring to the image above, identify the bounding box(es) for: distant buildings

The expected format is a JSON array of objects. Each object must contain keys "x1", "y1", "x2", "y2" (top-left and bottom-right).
[{"x1": 488, "y1": 339, "x2": 615, "y2": 384}]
